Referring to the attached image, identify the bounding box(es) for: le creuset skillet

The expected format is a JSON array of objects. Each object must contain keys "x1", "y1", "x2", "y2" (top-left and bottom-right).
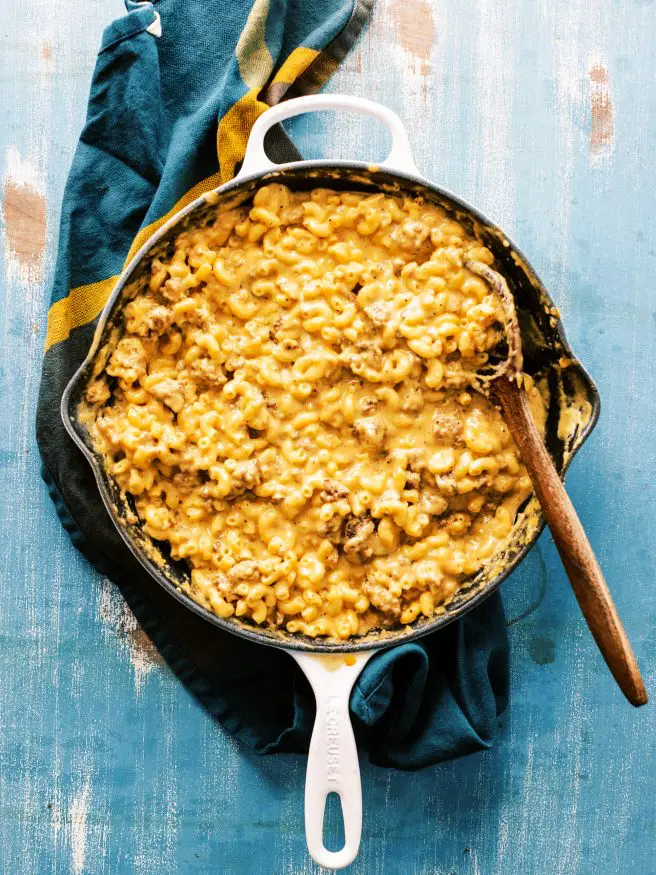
[{"x1": 62, "y1": 94, "x2": 599, "y2": 869}]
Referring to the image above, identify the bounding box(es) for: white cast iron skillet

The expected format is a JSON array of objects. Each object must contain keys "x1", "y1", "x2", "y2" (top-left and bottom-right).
[{"x1": 62, "y1": 94, "x2": 600, "y2": 869}]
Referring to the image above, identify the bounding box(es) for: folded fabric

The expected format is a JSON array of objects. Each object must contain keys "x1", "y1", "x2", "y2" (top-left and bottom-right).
[{"x1": 36, "y1": 0, "x2": 510, "y2": 770}]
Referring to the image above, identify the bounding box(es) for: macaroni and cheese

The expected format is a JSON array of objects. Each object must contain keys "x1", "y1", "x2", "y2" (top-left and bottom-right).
[{"x1": 85, "y1": 184, "x2": 543, "y2": 639}]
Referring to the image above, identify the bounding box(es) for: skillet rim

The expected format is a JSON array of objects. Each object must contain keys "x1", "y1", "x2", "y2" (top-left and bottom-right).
[{"x1": 60, "y1": 158, "x2": 601, "y2": 653}]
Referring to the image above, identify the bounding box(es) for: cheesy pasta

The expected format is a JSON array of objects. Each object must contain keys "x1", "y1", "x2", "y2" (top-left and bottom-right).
[{"x1": 85, "y1": 184, "x2": 543, "y2": 639}]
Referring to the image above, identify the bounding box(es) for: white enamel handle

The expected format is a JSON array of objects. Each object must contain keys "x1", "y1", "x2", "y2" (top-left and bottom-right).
[
  {"x1": 289, "y1": 650, "x2": 374, "y2": 870},
  {"x1": 237, "y1": 94, "x2": 417, "y2": 179}
]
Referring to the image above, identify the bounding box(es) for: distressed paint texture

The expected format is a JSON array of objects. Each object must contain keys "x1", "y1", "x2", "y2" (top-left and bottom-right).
[
  {"x1": 70, "y1": 780, "x2": 91, "y2": 875},
  {"x1": 2, "y1": 180, "x2": 46, "y2": 279},
  {"x1": 589, "y1": 62, "x2": 615, "y2": 158},
  {"x1": 1, "y1": 0, "x2": 655, "y2": 873},
  {"x1": 2, "y1": 148, "x2": 46, "y2": 284},
  {"x1": 391, "y1": 0, "x2": 435, "y2": 77},
  {"x1": 98, "y1": 578, "x2": 164, "y2": 695}
]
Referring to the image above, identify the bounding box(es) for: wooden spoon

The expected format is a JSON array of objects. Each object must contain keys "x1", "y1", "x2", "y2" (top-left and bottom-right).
[{"x1": 466, "y1": 260, "x2": 647, "y2": 707}]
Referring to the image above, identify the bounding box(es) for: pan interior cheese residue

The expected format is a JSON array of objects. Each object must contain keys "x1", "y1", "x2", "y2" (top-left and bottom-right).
[{"x1": 83, "y1": 184, "x2": 544, "y2": 640}]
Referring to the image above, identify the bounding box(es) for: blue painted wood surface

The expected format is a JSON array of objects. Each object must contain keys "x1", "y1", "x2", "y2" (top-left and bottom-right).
[{"x1": 1, "y1": 0, "x2": 654, "y2": 872}]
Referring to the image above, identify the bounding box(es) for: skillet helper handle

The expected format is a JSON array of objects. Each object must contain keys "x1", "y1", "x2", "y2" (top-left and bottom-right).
[
  {"x1": 290, "y1": 651, "x2": 374, "y2": 870},
  {"x1": 495, "y1": 378, "x2": 647, "y2": 706},
  {"x1": 237, "y1": 93, "x2": 417, "y2": 179}
]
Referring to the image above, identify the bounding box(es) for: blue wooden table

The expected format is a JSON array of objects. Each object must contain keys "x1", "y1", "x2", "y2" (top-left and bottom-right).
[{"x1": 1, "y1": 0, "x2": 654, "y2": 872}]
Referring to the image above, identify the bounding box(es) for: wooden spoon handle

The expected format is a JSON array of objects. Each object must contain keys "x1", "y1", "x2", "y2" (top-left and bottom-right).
[{"x1": 495, "y1": 378, "x2": 647, "y2": 706}]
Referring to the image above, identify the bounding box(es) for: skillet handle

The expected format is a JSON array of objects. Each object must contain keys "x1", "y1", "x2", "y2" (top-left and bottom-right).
[
  {"x1": 289, "y1": 650, "x2": 374, "y2": 870},
  {"x1": 237, "y1": 94, "x2": 418, "y2": 179}
]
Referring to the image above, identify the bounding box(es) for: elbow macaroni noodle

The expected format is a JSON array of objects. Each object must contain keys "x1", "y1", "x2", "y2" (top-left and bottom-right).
[{"x1": 85, "y1": 184, "x2": 544, "y2": 640}]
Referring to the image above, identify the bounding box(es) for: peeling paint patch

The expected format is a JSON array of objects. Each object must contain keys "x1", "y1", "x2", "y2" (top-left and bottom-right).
[
  {"x1": 1, "y1": 146, "x2": 46, "y2": 284},
  {"x1": 129, "y1": 624, "x2": 165, "y2": 674},
  {"x1": 70, "y1": 780, "x2": 91, "y2": 875},
  {"x1": 42, "y1": 41, "x2": 53, "y2": 65},
  {"x1": 2, "y1": 180, "x2": 46, "y2": 279},
  {"x1": 391, "y1": 0, "x2": 435, "y2": 77},
  {"x1": 589, "y1": 61, "x2": 614, "y2": 161},
  {"x1": 98, "y1": 578, "x2": 163, "y2": 694}
]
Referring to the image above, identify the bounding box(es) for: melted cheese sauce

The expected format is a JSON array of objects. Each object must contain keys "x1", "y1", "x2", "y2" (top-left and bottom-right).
[{"x1": 85, "y1": 184, "x2": 544, "y2": 639}]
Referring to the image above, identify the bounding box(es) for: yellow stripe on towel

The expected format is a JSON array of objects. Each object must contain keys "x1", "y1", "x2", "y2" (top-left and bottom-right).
[
  {"x1": 45, "y1": 171, "x2": 222, "y2": 351},
  {"x1": 271, "y1": 46, "x2": 319, "y2": 87}
]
